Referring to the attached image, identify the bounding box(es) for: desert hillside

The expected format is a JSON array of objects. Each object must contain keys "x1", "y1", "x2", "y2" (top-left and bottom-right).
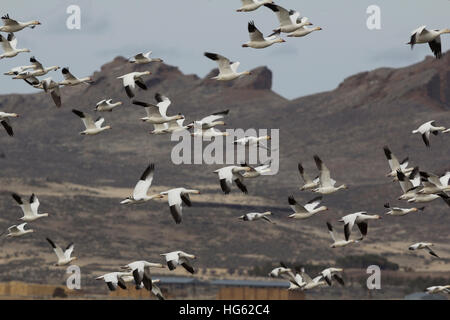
[{"x1": 0, "y1": 51, "x2": 449, "y2": 296}]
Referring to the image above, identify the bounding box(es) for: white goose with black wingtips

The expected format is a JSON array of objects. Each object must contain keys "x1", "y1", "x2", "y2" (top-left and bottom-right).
[
  {"x1": 312, "y1": 155, "x2": 347, "y2": 194},
  {"x1": 46, "y1": 238, "x2": 77, "y2": 266},
  {"x1": 0, "y1": 14, "x2": 41, "y2": 33},
  {"x1": 237, "y1": 0, "x2": 273, "y2": 12},
  {"x1": 161, "y1": 251, "x2": 197, "y2": 274},
  {"x1": 120, "y1": 163, "x2": 163, "y2": 204},
  {"x1": 121, "y1": 260, "x2": 165, "y2": 290},
  {"x1": 159, "y1": 188, "x2": 201, "y2": 224},
  {"x1": 409, "y1": 242, "x2": 440, "y2": 258},
  {"x1": 117, "y1": 71, "x2": 151, "y2": 98},
  {"x1": 12, "y1": 193, "x2": 49, "y2": 222},
  {"x1": 72, "y1": 109, "x2": 111, "y2": 135},
  {"x1": 408, "y1": 26, "x2": 450, "y2": 59},
  {"x1": 338, "y1": 212, "x2": 381, "y2": 241},
  {"x1": 129, "y1": 51, "x2": 163, "y2": 64},
  {"x1": 204, "y1": 52, "x2": 251, "y2": 81},
  {"x1": 264, "y1": 3, "x2": 312, "y2": 35},
  {"x1": 214, "y1": 165, "x2": 252, "y2": 194},
  {"x1": 242, "y1": 21, "x2": 285, "y2": 49},
  {"x1": 0, "y1": 32, "x2": 30, "y2": 59},
  {"x1": 132, "y1": 93, "x2": 184, "y2": 124},
  {"x1": 0, "y1": 111, "x2": 19, "y2": 137},
  {"x1": 60, "y1": 67, "x2": 93, "y2": 86},
  {"x1": 412, "y1": 120, "x2": 446, "y2": 147},
  {"x1": 239, "y1": 212, "x2": 274, "y2": 223},
  {"x1": 288, "y1": 195, "x2": 328, "y2": 219},
  {"x1": 94, "y1": 99, "x2": 122, "y2": 112}
]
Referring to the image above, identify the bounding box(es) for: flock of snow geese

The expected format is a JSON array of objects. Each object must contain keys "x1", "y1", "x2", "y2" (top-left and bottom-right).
[{"x1": 0, "y1": 1, "x2": 450, "y2": 298}]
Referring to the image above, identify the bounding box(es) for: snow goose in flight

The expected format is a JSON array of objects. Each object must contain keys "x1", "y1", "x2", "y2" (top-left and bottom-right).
[
  {"x1": 12, "y1": 193, "x2": 49, "y2": 222},
  {"x1": 96, "y1": 272, "x2": 131, "y2": 291},
  {"x1": 204, "y1": 52, "x2": 251, "y2": 81},
  {"x1": 190, "y1": 110, "x2": 229, "y2": 130},
  {"x1": 0, "y1": 14, "x2": 40, "y2": 32},
  {"x1": 46, "y1": 238, "x2": 77, "y2": 266},
  {"x1": 161, "y1": 118, "x2": 192, "y2": 134},
  {"x1": 6, "y1": 223, "x2": 33, "y2": 238},
  {"x1": 120, "y1": 163, "x2": 163, "y2": 204},
  {"x1": 287, "y1": 26, "x2": 322, "y2": 38},
  {"x1": 117, "y1": 71, "x2": 151, "y2": 98},
  {"x1": 425, "y1": 286, "x2": 450, "y2": 294},
  {"x1": 242, "y1": 21, "x2": 285, "y2": 49},
  {"x1": 240, "y1": 162, "x2": 271, "y2": 178},
  {"x1": 383, "y1": 146, "x2": 413, "y2": 179},
  {"x1": 396, "y1": 170, "x2": 447, "y2": 205},
  {"x1": 288, "y1": 195, "x2": 327, "y2": 219},
  {"x1": 0, "y1": 111, "x2": 19, "y2": 137},
  {"x1": 408, "y1": 26, "x2": 450, "y2": 59},
  {"x1": 159, "y1": 188, "x2": 201, "y2": 224},
  {"x1": 289, "y1": 268, "x2": 326, "y2": 291},
  {"x1": 418, "y1": 171, "x2": 450, "y2": 194},
  {"x1": 132, "y1": 93, "x2": 184, "y2": 124},
  {"x1": 396, "y1": 167, "x2": 421, "y2": 198},
  {"x1": 161, "y1": 251, "x2": 197, "y2": 274},
  {"x1": 297, "y1": 162, "x2": 320, "y2": 191},
  {"x1": 326, "y1": 222, "x2": 358, "y2": 248},
  {"x1": 72, "y1": 109, "x2": 111, "y2": 135},
  {"x1": 412, "y1": 121, "x2": 446, "y2": 147},
  {"x1": 384, "y1": 203, "x2": 424, "y2": 216},
  {"x1": 213, "y1": 165, "x2": 252, "y2": 194},
  {"x1": 121, "y1": 260, "x2": 165, "y2": 290},
  {"x1": 312, "y1": 155, "x2": 347, "y2": 194},
  {"x1": 150, "y1": 280, "x2": 165, "y2": 300},
  {"x1": 234, "y1": 135, "x2": 271, "y2": 150},
  {"x1": 13, "y1": 56, "x2": 60, "y2": 78},
  {"x1": 129, "y1": 51, "x2": 163, "y2": 64},
  {"x1": 409, "y1": 242, "x2": 440, "y2": 258},
  {"x1": 339, "y1": 212, "x2": 381, "y2": 241},
  {"x1": 149, "y1": 119, "x2": 191, "y2": 135},
  {"x1": 0, "y1": 33, "x2": 30, "y2": 59},
  {"x1": 34, "y1": 77, "x2": 61, "y2": 107},
  {"x1": 94, "y1": 99, "x2": 123, "y2": 112},
  {"x1": 238, "y1": 212, "x2": 274, "y2": 223},
  {"x1": 4, "y1": 65, "x2": 34, "y2": 76},
  {"x1": 264, "y1": 4, "x2": 312, "y2": 35},
  {"x1": 237, "y1": 0, "x2": 273, "y2": 12},
  {"x1": 191, "y1": 127, "x2": 229, "y2": 139},
  {"x1": 60, "y1": 67, "x2": 93, "y2": 86},
  {"x1": 269, "y1": 262, "x2": 303, "y2": 287},
  {"x1": 319, "y1": 268, "x2": 345, "y2": 286}
]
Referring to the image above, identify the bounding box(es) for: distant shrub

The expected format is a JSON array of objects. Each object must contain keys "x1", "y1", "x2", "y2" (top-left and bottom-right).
[{"x1": 52, "y1": 287, "x2": 67, "y2": 298}]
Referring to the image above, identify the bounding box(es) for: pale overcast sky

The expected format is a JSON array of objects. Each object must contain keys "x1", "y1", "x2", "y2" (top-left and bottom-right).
[{"x1": 0, "y1": 0, "x2": 449, "y2": 99}]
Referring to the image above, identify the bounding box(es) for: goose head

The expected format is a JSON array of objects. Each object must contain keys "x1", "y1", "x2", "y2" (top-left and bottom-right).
[
  {"x1": 314, "y1": 27, "x2": 323, "y2": 31},
  {"x1": 242, "y1": 43, "x2": 249, "y2": 48}
]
